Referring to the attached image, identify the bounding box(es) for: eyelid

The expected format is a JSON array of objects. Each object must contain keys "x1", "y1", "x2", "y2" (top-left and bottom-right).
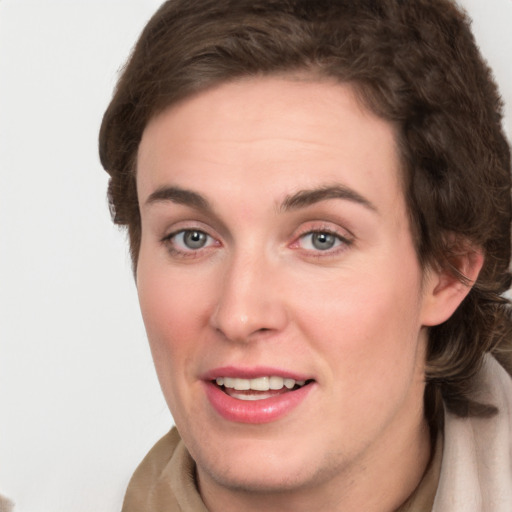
[
  {"x1": 289, "y1": 223, "x2": 354, "y2": 254},
  {"x1": 160, "y1": 218, "x2": 218, "y2": 243},
  {"x1": 161, "y1": 226, "x2": 221, "y2": 257}
]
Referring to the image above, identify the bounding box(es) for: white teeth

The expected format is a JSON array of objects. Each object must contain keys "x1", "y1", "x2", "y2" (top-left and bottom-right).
[
  {"x1": 269, "y1": 376, "x2": 284, "y2": 390},
  {"x1": 223, "y1": 377, "x2": 250, "y2": 390},
  {"x1": 250, "y1": 377, "x2": 270, "y2": 391},
  {"x1": 230, "y1": 392, "x2": 274, "y2": 401},
  {"x1": 217, "y1": 376, "x2": 307, "y2": 391},
  {"x1": 234, "y1": 378, "x2": 251, "y2": 390},
  {"x1": 284, "y1": 378, "x2": 295, "y2": 389}
]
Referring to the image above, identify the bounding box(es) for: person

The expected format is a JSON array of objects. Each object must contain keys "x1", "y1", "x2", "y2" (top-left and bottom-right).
[{"x1": 99, "y1": 0, "x2": 512, "y2": 510}]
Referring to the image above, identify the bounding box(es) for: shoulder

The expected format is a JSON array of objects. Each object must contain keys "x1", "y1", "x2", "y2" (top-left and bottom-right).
[{"x1": 434, "y1": 356, "x2": 512, "y2": 511}]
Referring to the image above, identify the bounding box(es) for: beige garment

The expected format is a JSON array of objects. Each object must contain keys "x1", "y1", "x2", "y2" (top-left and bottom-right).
[
  {"x1": 122, "y1": 428, "x2": 207, "y2": 512},
  {"x1": 432, "y1": 355, "x2": 512, "y2": 511},
  {"x1": 0, "y1": 494, "x2": 14, "y2": 512},
  {"x1": 122, "y1": 427, "x2": 439, "y2": 512}
]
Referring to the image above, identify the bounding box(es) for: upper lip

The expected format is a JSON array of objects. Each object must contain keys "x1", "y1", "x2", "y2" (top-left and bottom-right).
[{"x1": 200, "y1": 366, "x2": 312, "y2": 382}]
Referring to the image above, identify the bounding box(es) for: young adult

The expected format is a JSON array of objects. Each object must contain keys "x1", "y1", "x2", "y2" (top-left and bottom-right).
[{"x1": 99, "y1": 1, "x2": 512, "y2": 510}]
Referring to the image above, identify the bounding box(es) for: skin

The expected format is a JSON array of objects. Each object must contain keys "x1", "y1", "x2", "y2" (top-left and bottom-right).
[{"x1": 135, "y1": 77, "x2": 479, "y2": 512}]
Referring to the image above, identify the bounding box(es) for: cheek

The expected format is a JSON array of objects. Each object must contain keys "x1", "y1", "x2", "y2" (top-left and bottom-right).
[
  {"x1": 136, "y1": 266, "x2": 209, "y2": 422},
  {"x1": 138, "y1": 249, "x2": 208, "y2": 332},
  {"x1": 136, "y1": 258, "x2": 208, "y2": 380},
  {"x1": 292, "y1": 260, "x2": 425, "y2": 384}
]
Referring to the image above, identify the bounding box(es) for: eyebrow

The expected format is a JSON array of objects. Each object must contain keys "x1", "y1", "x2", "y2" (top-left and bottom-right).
[
  {"x1": 145, "y1": 186, "x2": 211, "y2": 211},
  {"x1": 280, "y1": 185, "x2": 377, "y2": 213},
  {"x1": 144, "y1": 183, "x2": 377, "y2": 214}
]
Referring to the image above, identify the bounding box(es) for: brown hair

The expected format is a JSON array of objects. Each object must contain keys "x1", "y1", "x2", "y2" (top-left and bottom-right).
[{"x1": 99, "y1": 0, "x2": 512, "y2": 418}]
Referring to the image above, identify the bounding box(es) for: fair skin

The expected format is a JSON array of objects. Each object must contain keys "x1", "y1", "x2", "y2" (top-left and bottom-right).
[{"x1": 136, "y1": 77, "x2": 480, "y2": 512}]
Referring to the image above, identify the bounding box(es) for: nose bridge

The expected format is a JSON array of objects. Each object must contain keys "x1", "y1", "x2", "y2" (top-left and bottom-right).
[{"x1": 211, "y1": 245, "x2": 286, "y2": 342}]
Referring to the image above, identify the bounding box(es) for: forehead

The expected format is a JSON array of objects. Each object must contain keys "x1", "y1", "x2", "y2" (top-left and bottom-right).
[{"x1": 137, "y1": 76, "x2": 404, "y2": 216}]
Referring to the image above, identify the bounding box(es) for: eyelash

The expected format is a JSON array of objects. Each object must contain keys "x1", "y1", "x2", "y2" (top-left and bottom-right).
[
  {"x1": 161, "y1": 226, "x2": 353, "y2": 259},
  {"x1": 161, "y1": 229, "x2": 218, "y2": 258},
  {"x1": 292, "y1": 227, "x2": 353, "y2": 256}
]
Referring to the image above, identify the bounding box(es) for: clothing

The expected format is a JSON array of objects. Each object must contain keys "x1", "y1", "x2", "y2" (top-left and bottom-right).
[
  {"x1": 122, "y1": 355, "x2": 512, "y2": 511},
  {"x1": 122, "y1": 429, "x2": 207, "y2": 512},
  {"x1": 0, "y1": 494, "x2": 14, "y2": 512},
  {"x1": 432, "y1": 355, "x2": 512, "y2": 511}
]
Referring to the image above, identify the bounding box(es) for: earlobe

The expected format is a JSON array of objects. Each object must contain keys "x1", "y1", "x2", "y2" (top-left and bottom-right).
[{"x1": 421, "y1": 248, "x2": 484, "y2": 327}]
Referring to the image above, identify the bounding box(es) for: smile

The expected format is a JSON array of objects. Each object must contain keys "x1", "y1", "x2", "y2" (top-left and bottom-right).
[
  {"x1": 204, "y1": 372, "x2": 315, "y2": 423},
  {"x1": 215, "y1": 376, "x2": 308, "y2": 400}
]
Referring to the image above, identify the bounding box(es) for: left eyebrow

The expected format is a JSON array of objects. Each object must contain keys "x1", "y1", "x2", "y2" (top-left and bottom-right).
[{"x1": 280, "y1": 185, "x2": 378, "y2": 213}]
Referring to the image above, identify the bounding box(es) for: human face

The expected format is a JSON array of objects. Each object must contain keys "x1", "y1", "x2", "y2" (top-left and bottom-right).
[{"x1": 136, "y1": 77, "x2": 434, "y2": 506}]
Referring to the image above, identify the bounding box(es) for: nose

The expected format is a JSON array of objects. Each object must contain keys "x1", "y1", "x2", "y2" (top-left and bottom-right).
[{"x1": 210, "y1": 251, "x2": 288, "y2": 343}]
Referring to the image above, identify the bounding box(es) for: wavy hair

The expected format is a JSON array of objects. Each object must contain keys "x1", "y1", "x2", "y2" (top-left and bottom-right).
[{"x1": 99, "y1": 0, "x2": 512, "y2": 418}]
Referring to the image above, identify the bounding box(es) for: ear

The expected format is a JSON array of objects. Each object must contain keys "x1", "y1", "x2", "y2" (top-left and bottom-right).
[{"x1": 420, "y1": 246, "x2": 484, "y2": 327}]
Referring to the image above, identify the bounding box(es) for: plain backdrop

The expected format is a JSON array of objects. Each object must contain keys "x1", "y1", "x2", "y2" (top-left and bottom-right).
[{"x1": 0, "y1": 1, "x2": 511, "y2": 511}]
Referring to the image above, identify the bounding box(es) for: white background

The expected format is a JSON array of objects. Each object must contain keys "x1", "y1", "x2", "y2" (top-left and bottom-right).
[{"x1": 0, "y1": 1, "x2": 511, "y2": 511}]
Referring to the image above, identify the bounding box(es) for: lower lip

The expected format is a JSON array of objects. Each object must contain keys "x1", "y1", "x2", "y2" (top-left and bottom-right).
[{"x1": 203, "y1": 381, "x2": 314, "y2": 424}]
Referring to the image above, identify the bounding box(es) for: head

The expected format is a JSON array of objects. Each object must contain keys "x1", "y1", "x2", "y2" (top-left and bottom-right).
[
  {"x1": 99, "y1": 0, "x2": 511, "y2": 497},
  {"x1": 100, "y1": 0, "x2": 512, "y2": 416}
]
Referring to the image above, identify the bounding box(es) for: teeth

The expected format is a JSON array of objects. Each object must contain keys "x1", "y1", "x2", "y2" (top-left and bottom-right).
[
  {"x1": 250, "y1": 377, "x2": 270, "y2": 391},
  {"x1": 231, "y1": 392, "x2": 274, "y2": 401},
  {"x1": 223, "y1": 377, "x2": 249, "y2": 390},
  {"x1": 269, "y1": 376, "x2": 284, "y2": 390},
  {"x1": 216, "y1": 376, "x2": 307, "y2": 391},
  {"x1": 284, "y1": 378, "x2": 295, "y2": 389}
]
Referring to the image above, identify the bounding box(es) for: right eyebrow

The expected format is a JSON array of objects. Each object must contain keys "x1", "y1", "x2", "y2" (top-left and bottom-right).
[{"x1": 144, "y1": 186, "x2": 211, "y2": 212}]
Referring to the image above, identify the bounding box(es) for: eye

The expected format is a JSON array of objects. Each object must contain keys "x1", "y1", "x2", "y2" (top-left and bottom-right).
[
  {"x1": 304, "y1": 232, "x2": 338, "y2": 250},
  {"x1": 166, "y1": 229, "x2": 216, "y2": 252},
  {"x1": 297, "y1": 230, "x2": 349, "y2": 252}
]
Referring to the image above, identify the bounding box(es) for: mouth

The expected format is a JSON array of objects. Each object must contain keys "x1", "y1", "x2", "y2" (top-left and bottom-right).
[
  {"x1": 213, "y1": 376, "x2": 314, "y2": 401},
  {"x1": 202, "y1": 367, "x2": 316, "y2": 423}
]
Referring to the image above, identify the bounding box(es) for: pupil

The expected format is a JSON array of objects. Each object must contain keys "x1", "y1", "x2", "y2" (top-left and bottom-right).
[
  {"x1": 312, "y1": 232, "x2": 335, "y2": 250},
  {"x1": 184, "y1": 230, "x2": 206, "y2": 249}
]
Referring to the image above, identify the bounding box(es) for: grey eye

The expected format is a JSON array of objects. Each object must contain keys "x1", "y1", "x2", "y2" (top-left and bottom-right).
[
  {"x1": 311, "y1": 232, "x2": 337, "y2": 250},
  {"x1": 182, "y1": 230, "x2": 208, "y2": 249}
]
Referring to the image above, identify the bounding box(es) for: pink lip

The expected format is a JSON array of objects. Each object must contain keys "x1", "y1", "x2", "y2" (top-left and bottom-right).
[{"x1": 201, "y1": 367, "x2": 315, "y2": 424}]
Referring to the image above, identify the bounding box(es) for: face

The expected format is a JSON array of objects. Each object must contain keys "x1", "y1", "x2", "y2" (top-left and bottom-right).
[{"x1": 136, "y1": 77, "x2": 441, "y2": 502}]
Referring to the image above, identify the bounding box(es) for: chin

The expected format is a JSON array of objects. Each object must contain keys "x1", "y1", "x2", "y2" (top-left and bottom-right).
[
  {"x1": 198, "y1": 457, "x2": 317, "y2": 495},
  {"x1": 190, "y1": 430, "x2": 336, "y2": 496}
]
